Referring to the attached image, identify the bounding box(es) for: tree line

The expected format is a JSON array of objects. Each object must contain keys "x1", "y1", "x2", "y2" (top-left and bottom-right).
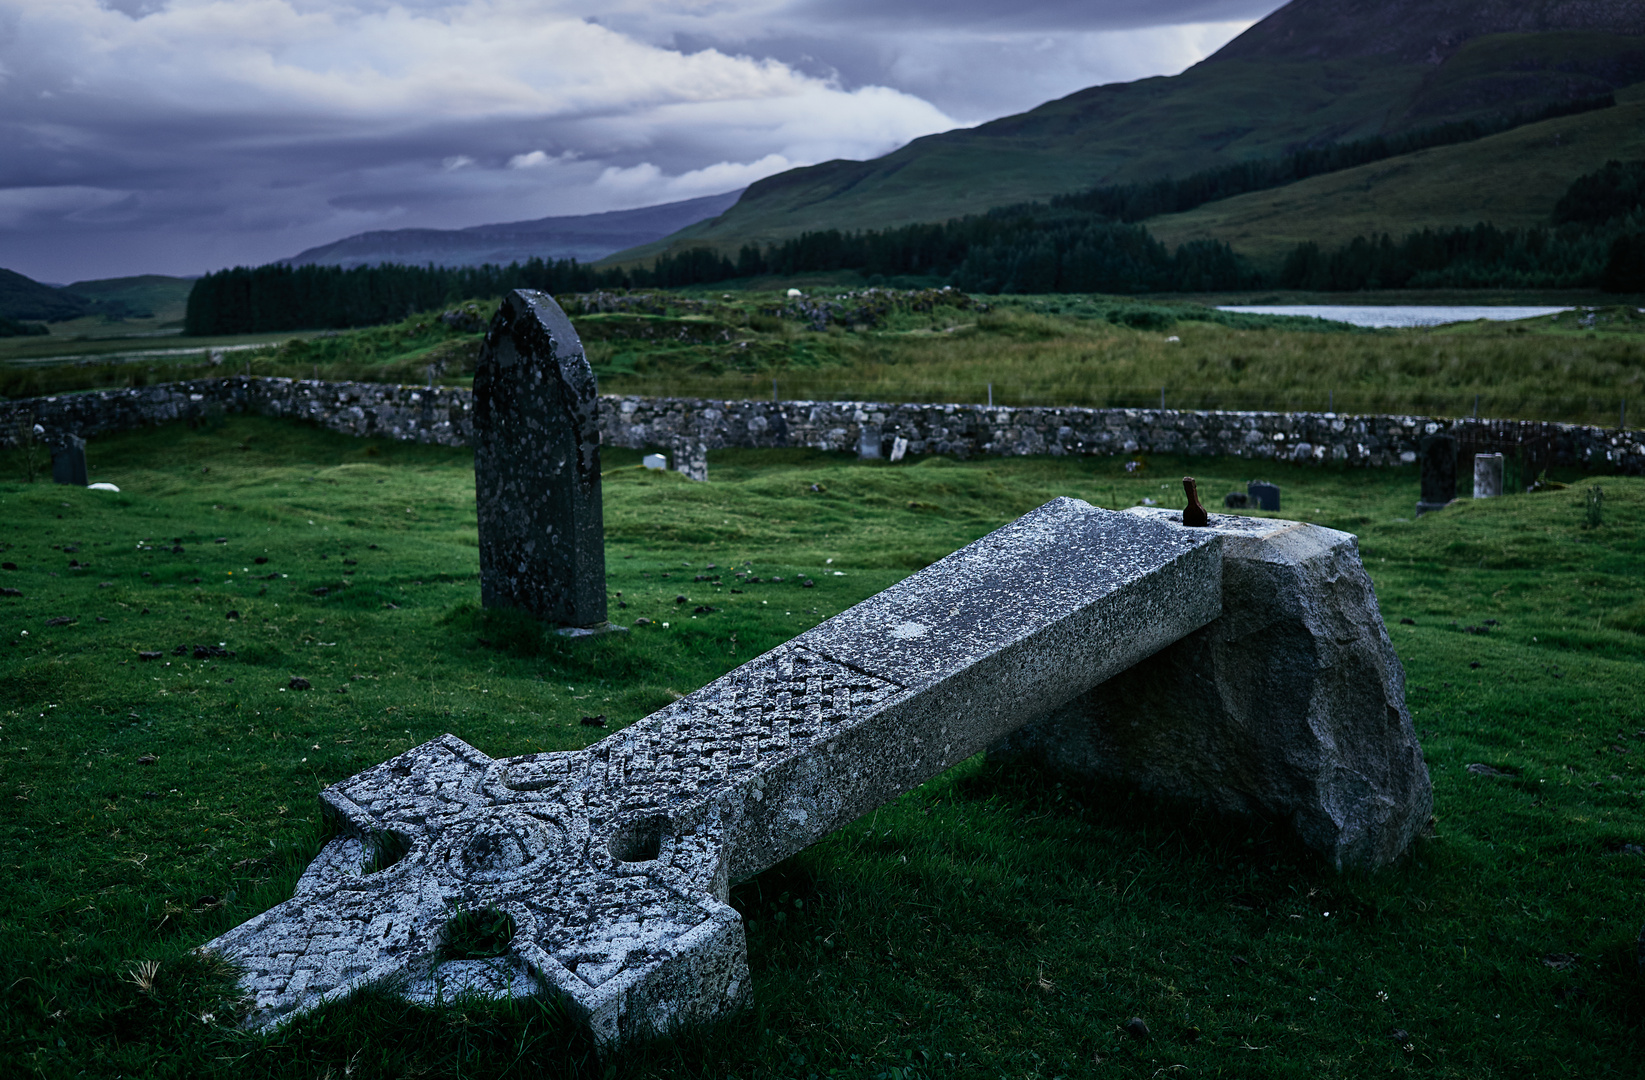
[
  {"x1": 1281, "y1": 161, "x2": 1645, "y2": 292},
  {"x1": 0, "y1": 316, "x2": 49, "y2": 338},
  {"x1": 186, "y1": 149, "x2": 1645, "y2": 335}
]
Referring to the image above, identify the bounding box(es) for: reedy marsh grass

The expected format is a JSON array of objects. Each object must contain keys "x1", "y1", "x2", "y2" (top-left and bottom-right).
[{"x1": 0, "y1": 416, "x2": 1642, "y2": 1078}]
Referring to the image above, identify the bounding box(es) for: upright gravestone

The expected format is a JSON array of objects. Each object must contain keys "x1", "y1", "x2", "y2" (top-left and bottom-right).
[
  {"x1": 858, "y1": 425, "x2": 883, "y2": 460},
  {"x1": 473, "y1": 290, "x2": 608, "y2": 629},
  {"x1": 670, "y1": 435, "x2": 708, "y2": 483},
  {"x1": 1473, "y1": 452, "x2": 1504, "y2": 498},
  {"x1": 1417, "y1": 433, "x2": 1457, "y2": 516},
  {"x1": 1247, "y1": 480, "x2": 1280, "y2": 512},
  {"x1": 51, "y1": 435, "x2": 87, "y2": 487}
]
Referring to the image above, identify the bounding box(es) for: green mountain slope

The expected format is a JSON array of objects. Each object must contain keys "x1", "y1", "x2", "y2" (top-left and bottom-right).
[
  {"x1": 1147, "y1": 81, "x2": 1645, "y2": 269},
  {"x1": 0, "y1": 268, "x2": 86, "y2": 322},
  {"x1": 608, "y1": 0, "x2": 1645, "y2": 265},
  {"x1": 66, "y1": 275, "x2": 194, "y2": 322}
]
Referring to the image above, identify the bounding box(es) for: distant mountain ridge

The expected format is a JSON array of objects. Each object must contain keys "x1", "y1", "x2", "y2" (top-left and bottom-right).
[
  {"x1": 286, "y1": 190, "x2": 743, "y2": 269},
  {"x1": 607, "y1": 0, "x2": 1645, "y2": 266}
]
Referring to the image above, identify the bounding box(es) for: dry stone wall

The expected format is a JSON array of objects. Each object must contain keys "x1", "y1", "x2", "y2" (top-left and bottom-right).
[{"x1": 3, "y1": 377, "x2": 1641, "y2": 474}]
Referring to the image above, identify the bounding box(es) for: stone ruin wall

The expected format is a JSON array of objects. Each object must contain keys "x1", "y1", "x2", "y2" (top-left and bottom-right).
[{"x1": 2, "y1": 376, "x2": 1641, "y2": 474}]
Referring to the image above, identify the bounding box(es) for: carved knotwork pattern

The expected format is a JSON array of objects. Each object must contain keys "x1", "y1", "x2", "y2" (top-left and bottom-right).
[{"x1": 600, "y1": 646, "x2": 903, "y2": 815}]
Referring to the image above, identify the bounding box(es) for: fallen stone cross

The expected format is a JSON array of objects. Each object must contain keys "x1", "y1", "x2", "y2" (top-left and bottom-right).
[
  {"x1": 203, "y1": 499, "x2": 1430, "y2": 1043},
  {"x1": 473, "y1": 290, "x2": 609, "y2": 630}
]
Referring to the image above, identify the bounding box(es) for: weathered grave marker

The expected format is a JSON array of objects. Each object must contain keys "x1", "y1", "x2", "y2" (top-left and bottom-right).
[
  {"x1": 670, "y1": 436, "x2": 707, "y2": 482},
  {"x1": 1473, "y1": 452, "x2": 1504, "y2": 498},
  {"x1": 205, "y1": 498, "x2": 1225, "y2": 1041},
  {"x1": 995, "y1": 509, "x2": 1432, "y2": 870},
  {"x1": 51, "y1": 434, "x2": 87, "y2": 486},
  {"x1": 1247, "y1": 479, "x2": 1280, "y2": 511},
  {"x1": 1417, "y1": 433, "x2": 1457, "y2": 515},
  {"x1": 473, "y1": 290, "x2": 608, "y2": 629}
]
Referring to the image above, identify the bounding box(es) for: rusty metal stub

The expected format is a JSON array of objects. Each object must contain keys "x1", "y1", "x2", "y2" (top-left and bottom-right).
[{"x1": 1181, "y1": 476, "x2": 1209, "y2": 528}]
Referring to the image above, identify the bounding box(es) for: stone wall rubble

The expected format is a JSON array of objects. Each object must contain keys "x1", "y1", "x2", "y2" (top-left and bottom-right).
[{"x1": 3, "y1": 376, "x2": 1641, "y2": 474}]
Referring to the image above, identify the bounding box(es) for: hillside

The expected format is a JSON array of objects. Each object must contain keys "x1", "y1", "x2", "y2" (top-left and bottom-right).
[
  {"x1": 287, "y1": 190, "x2": 742, "y2": 269},
  {"x1": 1147, "y1": 80, "x2": 1645, "y2": 269},
  {"x1": 65, "y1": 275, "x2": 193, "y2": 323},
  {"x1": 0, "y1": 268, "x2": 86, "y2": 322},
  {"x1": 608, "y1": 0, "x2": 1645, "y2": 265}
]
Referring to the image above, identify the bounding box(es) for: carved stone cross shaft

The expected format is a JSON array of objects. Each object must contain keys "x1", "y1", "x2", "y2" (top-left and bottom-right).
[{"x1": 205, "y1": 498, "x2": 1222, "y2": 1042}]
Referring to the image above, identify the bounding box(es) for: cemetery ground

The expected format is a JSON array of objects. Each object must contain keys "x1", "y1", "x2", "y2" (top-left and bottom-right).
[
  {"x1": 4, "y1": 290, "x2": 1644, "y2": 427},
  {"x1": 1, "y1": 416, "x2": 1642, "y2": 1079}
]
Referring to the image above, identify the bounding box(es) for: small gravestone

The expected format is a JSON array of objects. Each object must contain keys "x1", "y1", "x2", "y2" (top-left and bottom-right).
[
  {"x1": 670, "y1": 436, "x2": 707, "y2": 482},
  {"x1": 1417, "y1": 433, "x2": 1457, "y2": 516},
  {"x1": 1473, "y1": 453, "x2": 1503, "y2": 498},
  {"x1": 889, "y1": 436, "x2": 909, "y2": 463},
  {"x1": 51, "y1": 435, "x2": 87, "y2": 487},
  {"x1": 858, "y1": 425, "x2": 882, "y2": 460},
  {"x1": 1247, "y1": 480, "x2": 1280, "y2": 511},
  {"x1": 473, "y1": 290, "x2": 609, "y2": 630},
  {"x1": 642, "y1": 453, "x2": 667, "y2": 471},
  {"x1": 1223, "y1": 492, "x2": 1249, "y2": 509}
]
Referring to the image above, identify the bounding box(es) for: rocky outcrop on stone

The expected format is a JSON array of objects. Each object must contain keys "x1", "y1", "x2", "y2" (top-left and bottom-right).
[{"x1": 992, "y1": 509, "x2": 1433, "y2": 870}]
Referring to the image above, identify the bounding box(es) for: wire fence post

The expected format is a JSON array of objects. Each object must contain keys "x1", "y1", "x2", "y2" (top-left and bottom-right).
[
  {"x1": 987, "y1": 383, "x2": 993, "y2": 407},
  {"x1": 772, "y1": 378, "x2": 778, "y2": 403},
  {"x1": 1622, "y1": 398, "x2": 1628, "y2": 430},
  {"x1": 1160, "y1": 387, "x2": 1165, "y2": 410}
]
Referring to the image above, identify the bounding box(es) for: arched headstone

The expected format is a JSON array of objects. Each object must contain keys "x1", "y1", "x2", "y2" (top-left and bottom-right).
[{"x1": 473, "y1": 290, "x2": 608, "y2": 629}]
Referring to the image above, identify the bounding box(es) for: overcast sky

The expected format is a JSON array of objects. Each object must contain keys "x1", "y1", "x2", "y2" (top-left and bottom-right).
[{"x1": 0, "y1": 0, "x2": 1283, "y2": 283}]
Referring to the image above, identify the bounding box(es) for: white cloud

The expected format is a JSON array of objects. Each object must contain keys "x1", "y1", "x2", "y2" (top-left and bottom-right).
[
  {"x1": 595, "y1": 152, "x2": 795, "y2": 201},
  {"x1": 9, "y1": 0, "x2": 947, "y2": 124},
  {"x1": 0, "y1": 0, "x2": 1276, "y2": 280}
]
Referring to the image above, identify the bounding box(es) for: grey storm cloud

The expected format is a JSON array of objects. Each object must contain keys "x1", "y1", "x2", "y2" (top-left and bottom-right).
[{"x1": 0, "y1": 0, "x2": 1278, "y2": 282}]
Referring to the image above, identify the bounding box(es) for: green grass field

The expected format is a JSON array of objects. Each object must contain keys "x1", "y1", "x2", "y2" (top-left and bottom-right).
[
  {"x1": 10, "y1": 293, "x2": 1644, "y2": 428},
  {"x1": 584, "y1": 296, "x2": 1645, "y2": 425},
  {"x1": 1, "y1": 416, "x2": 1642, "y2": 1078}
]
